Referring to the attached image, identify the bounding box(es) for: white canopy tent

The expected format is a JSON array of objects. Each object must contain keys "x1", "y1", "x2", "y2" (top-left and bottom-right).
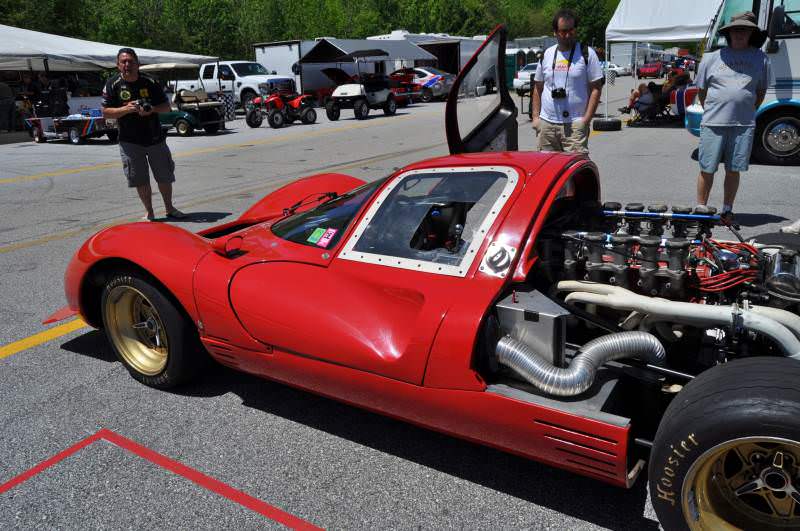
[
  {"x1": 601, "y1": 0, "x2": 723, "y2": 119},
  {"x1": 0, "y1": 24, "x2": 216, "y2": 71},
  {"x1": 606, "y1": 0, "x2": 724, "y2": 44}
]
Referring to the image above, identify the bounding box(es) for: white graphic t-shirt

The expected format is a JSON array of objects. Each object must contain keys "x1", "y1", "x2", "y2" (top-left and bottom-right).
[{"x1": 534, "y1": 43, "x2": 603, "y2": 124}]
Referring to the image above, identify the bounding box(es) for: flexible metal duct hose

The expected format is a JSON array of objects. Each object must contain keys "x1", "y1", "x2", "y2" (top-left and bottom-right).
[{"x1": 495, "y1": 331, "x2": 666, "y2": 397}]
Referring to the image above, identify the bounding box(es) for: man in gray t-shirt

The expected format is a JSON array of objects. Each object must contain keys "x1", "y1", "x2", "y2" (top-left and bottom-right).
[{"x1": 694, "y1": 11, "x2": 770, "y2": 223}]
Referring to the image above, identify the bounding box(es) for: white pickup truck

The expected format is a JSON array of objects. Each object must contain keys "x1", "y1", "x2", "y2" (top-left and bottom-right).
[{"x1": 175, "y1": 61, "x2": 296, "y2": 108}]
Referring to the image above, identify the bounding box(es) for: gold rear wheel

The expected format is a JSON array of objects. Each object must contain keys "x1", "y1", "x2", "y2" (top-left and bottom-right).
[{"x1": 683, "y1": 437, "x2": 800, "y2": 530}]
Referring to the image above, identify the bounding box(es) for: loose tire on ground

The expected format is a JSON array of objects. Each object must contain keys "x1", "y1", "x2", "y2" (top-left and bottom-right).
[
  {"x1": 648, "y1": 357, "x2": 800, "y2": 530},
  {"x1": 106, "y1": 130, "x2": 119, "y2": 143},
  {"x1": 593, "y1": 118, "x2": 622, "y2": 131},
  {"x1": 325, "y1": 101, "x2": 340, "y2": 121},
  {"x1": 267, "y1": 108, "x2": 285, "y2": 128},
  {"x1": 300, "y1": 107, "x2": 317, "y2": 124},
  {"x1": 245, "y1": 109, "x2": 263, "y2": 128},
  {"x1": 354, "y1": 99, "x2": 369, "y2": 120},
  {"x1": 175, "y1": 118, "x2": 193, "y2": 137},
  {"x1": 101, "y1": 271, "x2": 205, "y2": 389}
]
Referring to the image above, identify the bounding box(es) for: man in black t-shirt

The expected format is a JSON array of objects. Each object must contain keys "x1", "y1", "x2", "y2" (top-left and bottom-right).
[{"x1": 102, "y1": 48, "x2": 186, "y2": 221}]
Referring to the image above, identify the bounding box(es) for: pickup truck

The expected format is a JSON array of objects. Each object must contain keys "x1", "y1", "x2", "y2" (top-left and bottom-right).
[{"x1": 175, "y1": 61, "x2": 296, "y2": 108}]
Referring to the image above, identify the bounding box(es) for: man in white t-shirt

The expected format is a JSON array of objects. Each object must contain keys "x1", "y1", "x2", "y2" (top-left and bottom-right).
[{"x1": 531, "y1": 8, "x2": 603, "y2": 153}]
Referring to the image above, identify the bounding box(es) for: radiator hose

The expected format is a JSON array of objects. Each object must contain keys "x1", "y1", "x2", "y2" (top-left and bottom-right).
[{"x1": 495, "y1": 331, "x2": 666, "y2": 397}]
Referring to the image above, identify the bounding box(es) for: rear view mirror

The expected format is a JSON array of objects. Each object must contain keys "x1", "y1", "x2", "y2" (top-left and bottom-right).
[{"x1": 767, "y1": 5, "x2": 785, "y2": 53}]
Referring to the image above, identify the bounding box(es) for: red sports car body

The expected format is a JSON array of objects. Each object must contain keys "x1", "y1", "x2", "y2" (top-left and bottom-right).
[{"x1": 50, "y1": 27, "x2": 800, "y2": 530}]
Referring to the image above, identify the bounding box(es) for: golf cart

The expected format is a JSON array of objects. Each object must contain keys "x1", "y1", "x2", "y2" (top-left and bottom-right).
[
  {"x1": 139, "y1": 63, "x2": 225, "y2": 136},
  {"x1": 322, "y1": 50, "x2": 398, "y2": 121}
]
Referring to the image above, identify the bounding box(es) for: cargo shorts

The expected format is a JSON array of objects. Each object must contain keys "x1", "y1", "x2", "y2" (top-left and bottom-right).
[
  {"x1": 698, "y1": 125, "x2": 755, "y2": 173},
  {"x1": 119, "y1": 140, "x2": 176, "y2": 188},
  {"x1": 536, "y1": 118, "x2": 590, "y2": 154}
]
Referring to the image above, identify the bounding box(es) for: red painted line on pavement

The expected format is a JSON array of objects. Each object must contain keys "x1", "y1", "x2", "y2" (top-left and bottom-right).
[
  {"x1": 0, "y1": 429, "x2": 323, "y2": 531},
  {"x1": 0, "y1": 430, "x2": 104, "y2": 494}
]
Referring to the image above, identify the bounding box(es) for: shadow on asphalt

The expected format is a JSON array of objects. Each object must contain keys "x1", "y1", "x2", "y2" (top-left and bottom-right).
[
  {"x1": 62, "y1": 331, "x2": 657, "y2": 529},
  {"x1": 153, "y1": 211, "x2": 231, "y2": 223},
  {"x1": 732, "y1": 213, "x2": 789, "y2": 227}
]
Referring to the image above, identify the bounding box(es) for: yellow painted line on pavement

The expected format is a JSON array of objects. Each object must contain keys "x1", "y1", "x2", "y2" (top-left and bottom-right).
[
  {"x1": 0, "y1": 111, "x2": 436, "y2": 185},
  {"x1": 0, "y1": 319, "x2": 88, "y2": 361}
]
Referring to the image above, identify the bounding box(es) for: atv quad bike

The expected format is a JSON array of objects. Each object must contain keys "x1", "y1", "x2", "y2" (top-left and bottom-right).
[{"x1": 245, "y1": 91, "x2": 317, "y2": 129}]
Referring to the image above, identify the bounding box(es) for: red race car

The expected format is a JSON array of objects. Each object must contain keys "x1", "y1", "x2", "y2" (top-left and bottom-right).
[
  {"x1": 636, "y1": 62, "x2": 664, "y2": 78},
  {"x1": 49, "y1": 26, "x2": 800, "y2": 531}
]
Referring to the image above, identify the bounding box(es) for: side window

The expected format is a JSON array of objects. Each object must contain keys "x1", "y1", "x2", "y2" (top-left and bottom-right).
[
  {"x1": 777, "y1": 0, "x2": 800, "y2": 35},
  {"x1": 341, "y1": 167, "x2": 518, "y2": 276},
  {"x1": 219, "y1": 65, "x2": 234, "y2": 78},
  {"x1": 415, "y1": 70, "x2": 426, "y2": 78},
  {"x1": 202, "y1": 65, "x2": 215, "y2": 79}
]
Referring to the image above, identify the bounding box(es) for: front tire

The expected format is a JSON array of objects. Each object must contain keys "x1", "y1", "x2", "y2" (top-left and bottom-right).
[
  {"x1": 649, "y1": 357, "x2": 800, "y2": 530},
  {"x1": 267, "y1": 108, "x2": 285, "y2": 128},
  {"x1": 420, "y1": 88, "x2": 433, "y2": 103},
  {"x1": 175, "y1": 118, "x2": 193, "y2": 137},
  {"x1": 68, "y1": 127, "x2": 84, "y2": 145},
  {"x1": 353, "y1": 98, "x2": 369, "y2": 120},
  {"x1": 753, "y1": 110, "x2": 800, "y2": 165},
  {"x1": 101, "y1": 271, "x2": 202, "y2": 389}
]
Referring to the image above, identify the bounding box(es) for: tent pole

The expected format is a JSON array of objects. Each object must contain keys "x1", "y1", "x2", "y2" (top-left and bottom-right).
[{"x1": 604, "y1": 37, "x2": 608, "y2": 119}]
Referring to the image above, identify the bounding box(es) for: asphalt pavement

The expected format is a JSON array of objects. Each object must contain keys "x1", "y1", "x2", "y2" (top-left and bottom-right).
[{"x1": 0, "y1": 81, "x2": 797, "y2": 529}]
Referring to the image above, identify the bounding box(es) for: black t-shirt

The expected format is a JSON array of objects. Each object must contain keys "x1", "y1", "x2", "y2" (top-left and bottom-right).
[{"x1": 102, "y1": 74, "x2": 167, "y2": 146}]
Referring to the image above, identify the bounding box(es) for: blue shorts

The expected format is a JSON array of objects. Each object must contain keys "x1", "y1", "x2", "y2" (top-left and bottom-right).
[{"x1": 698, "y1": 125, "x2": 755, "y2": 173}]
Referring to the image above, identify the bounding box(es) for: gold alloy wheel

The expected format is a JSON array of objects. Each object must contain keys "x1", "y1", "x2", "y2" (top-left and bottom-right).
[
  {"x1": 682, "y1": 437, "x2": 800, "y2": 530},
  {"x1": 103, "y1": 285, "x2": 169, "y2": 376}
]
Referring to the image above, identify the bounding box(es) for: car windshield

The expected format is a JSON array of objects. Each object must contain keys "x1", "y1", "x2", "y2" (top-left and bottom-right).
[
  {"x1": 271, "y1": 178, "x2": 387, "y2": 249},
  {"x1": 231, "y1": 62, "x2": 270, "y2": 77}
]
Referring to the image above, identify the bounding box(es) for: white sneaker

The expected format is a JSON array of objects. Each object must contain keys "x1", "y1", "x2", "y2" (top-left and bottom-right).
[{"x1": 780, "y1": 219, "x2": 800, "y2": 234}]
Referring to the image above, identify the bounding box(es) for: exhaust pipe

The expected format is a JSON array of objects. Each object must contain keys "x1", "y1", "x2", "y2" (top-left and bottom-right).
[
  {"x1": 496, "y1": 331, "x2": 665, "y2": 397},
  {"x1": 558, "y1": 281, "x2": 800, "y2": 359}
]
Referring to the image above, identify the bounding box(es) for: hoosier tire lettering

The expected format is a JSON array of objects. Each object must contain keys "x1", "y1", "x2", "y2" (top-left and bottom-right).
[{"x1": 655, "y1": 433, "x2": 699, "y2": 506}]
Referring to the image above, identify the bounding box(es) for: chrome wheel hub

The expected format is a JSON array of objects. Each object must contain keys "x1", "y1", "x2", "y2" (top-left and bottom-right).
[{"x1": 765, "y1": 118, "x2": 800, "y2": 157}]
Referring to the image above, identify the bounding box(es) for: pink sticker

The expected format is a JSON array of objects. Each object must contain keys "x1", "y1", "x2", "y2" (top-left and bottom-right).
[{"x1": 316, "y1": 228, "x2": 338, "y2": 248}]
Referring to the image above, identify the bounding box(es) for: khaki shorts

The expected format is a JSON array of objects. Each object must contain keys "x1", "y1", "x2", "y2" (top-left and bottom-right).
[{"x1": 536, "y1": 119, "x2": 590, "y2": 153}]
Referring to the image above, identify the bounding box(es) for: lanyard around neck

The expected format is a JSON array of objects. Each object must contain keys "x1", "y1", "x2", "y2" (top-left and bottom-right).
[{"x1": 552, "y1": 44, "x2": 577, "y2": 89}]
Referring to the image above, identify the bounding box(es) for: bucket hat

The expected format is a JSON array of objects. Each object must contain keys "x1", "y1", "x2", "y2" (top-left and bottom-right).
[{"x1": 719, "y1": 11, "x2": 767, "y2": 47}]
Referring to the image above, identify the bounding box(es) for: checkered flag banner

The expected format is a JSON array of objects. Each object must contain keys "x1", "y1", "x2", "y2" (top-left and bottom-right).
[{"x1": 607, "y1": 69, "x2": 617, "y2": 86}]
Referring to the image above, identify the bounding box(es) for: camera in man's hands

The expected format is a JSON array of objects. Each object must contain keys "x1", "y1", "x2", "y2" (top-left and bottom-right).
[
  {"x1": 551, "y1": 88, "x2": 567, "y2": 99},
  {"x1": 134, "y1": 99, "x2": 152, "y2": 112}
]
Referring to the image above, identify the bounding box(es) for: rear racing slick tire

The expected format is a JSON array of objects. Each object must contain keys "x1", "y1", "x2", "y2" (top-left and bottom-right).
[
  {"x1": 300, "y1": 107, "x2": 317, "y2": 124},
  {"x1": 101, "y1": 270, "x2": 205, "y2": 389},
  {"x1": 383, "y1": 96, "x2": 397, "y2": 116},
  {"x1": 354, "y1": 99, "x2": 370, "y2": 120},
  {"x1": 326, "y1": 101, "x2": 340, "y2": 121},
  {"x1": 175, "y1": 118, "x2": 193, "y2": 137},
  {"x1": 267, "y1": 109, "x2": 285, "y2": 129},
  {"x1": 648, "y1": 357, "x2": 800, "y2": 530},
  {"x1": 245, "y1": 109, "x2": 263, "y2": 128}
]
